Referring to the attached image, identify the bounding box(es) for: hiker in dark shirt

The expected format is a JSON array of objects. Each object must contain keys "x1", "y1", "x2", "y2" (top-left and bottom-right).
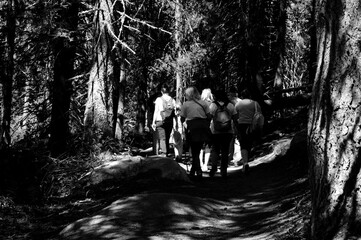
[
  {"x1": 180, "y1": 86, "x2": 211, "y2": 178},
  {"x1": 208, "y1": 89, "x2": 238, "y2": 178}
]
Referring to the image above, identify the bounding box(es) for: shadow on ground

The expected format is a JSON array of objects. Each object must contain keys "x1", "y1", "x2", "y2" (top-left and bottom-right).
[{"x1": 58, "y1": 132, "x2": 310, "y2": 240}]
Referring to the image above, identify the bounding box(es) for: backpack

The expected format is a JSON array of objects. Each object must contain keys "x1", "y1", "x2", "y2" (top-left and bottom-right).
[
  {"x1": 213, "y1": 102, "x2": 232, "y2": 132},
  {"x1": 248, "y1": 101, "x2": 264, "y2": 136},
  {"x1": 160, "y1": 97, "x2": 174, "y2": 123}
]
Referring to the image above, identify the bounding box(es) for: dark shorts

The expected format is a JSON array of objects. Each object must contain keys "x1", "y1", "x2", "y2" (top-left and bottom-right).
[
  {"x1": 186, "y1": 118, "x2": 211, "y2": 143},
  {"x1": 237, "y1": 123, "x2": 253, "y2": 152}
]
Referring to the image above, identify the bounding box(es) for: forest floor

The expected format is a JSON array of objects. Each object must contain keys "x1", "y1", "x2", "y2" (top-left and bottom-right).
[{"x1": 0, "y1": 107, "x2": 311, "y2": 240}]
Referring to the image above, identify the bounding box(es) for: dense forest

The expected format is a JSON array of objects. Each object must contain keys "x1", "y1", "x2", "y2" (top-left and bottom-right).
[
  {"x1": 1, "y1": 0, "x2": 361, "y2": 239},
  {"x1": 0, "y1": 0, "x2": 313, "y2": 153}
]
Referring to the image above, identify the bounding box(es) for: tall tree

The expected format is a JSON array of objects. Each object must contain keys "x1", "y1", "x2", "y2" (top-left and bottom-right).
[
  {"x1": 308, "y1": 0, "x2": 317, "y2": 85},
  {"x1": 0, "y1": 0, "x2": 16, "y2": 148},
  {"x1": 174, "y1": 0, "x2": 182, "y2": 102},
  {"x1": 136, "y1": 26, "x2": 149, "y2": 134},
  {"x1": 273, "y1": 0, "x2": 287, "y2": 93},
  {"x1": 308, "y1": 0, "x2": 361, "y2": 239},
  {"x1": 49, "y1": 1, "x2": 79, "y2": 157},
  {"x1": 83, "y1": 0, "x2": 123, "y2": 140}
]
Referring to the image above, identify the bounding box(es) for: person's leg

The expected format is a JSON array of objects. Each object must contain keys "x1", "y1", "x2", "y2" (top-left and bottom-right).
[
  {"x1": 199, "y1": 146, "x2": 205, "y2": 169},
  {"x1": 190, "y1": 141, "x2": 203, "y2": 177},
  {"x1": 178, "y1": 140, "x2": 183, "y2": 160},
  {"x1": 238, "y1": 124, "x2": 251, "y2": 173},
  {"x1": 228, "y1": 135, "x2": 235, "y2": 163},
  {"x1": 202, "y1": 144, "x2": 211, "y2": 171},
  {"x1": 157, "y1": 125, "x2": 166, "y2": 156},
  {"x1": 173, "y1": 143, "x2": 179, "y2": 159},
  {"x1": 209, "y1": 135, "x2": 220, "y2": 177},
  {"x1": 164, "y1": 123, "x2": 173, "y2": 156},
  {"x1": 233, "y1": 138, "x2": 242, "y2": 162},
  {"x1": 153, "y1": 129, "x2": 159, "y2": 155},
  {"x1": 220, "y1": 134, "x2": 233, "y2": 178},
  {"x1": 241, "y1": 149, "x2": 249, "y2": 172}
]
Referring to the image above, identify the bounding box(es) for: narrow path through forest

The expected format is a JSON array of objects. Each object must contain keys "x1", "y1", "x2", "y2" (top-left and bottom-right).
[{"x1": 58, "y1": 137, "x2": 310, "y2": 240}]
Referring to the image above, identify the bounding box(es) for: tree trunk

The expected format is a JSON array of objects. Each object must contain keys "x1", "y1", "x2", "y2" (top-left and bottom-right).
[
  {"x1": 174, "y1": 0, "x2": 182, "y2": 102},
  {"x1": 136, "y1": 27, "x2": 149, "y2": 134},
  {"x1": 49, "y1": 1, "x2": 78, "y2": 157},
  {"x1": 0, "y1": 0, "x2": 15, "y2": 148},
  {"x1": 114, "y1": 55, "x2": 126, "y2": 140},
  {"x1": 273, "y1": 0, "x2": 287, "y2": 92},
  {"x1": 307, "y1": 0, "x2": 317, "y2": 85},
  {"x1": 272, "y1": 0, "x2": 288, "y2": 118},
  {"x1": 84, "y1": 0, "x2": 117, "y2": 140},
  {"x1": 308, "y1": 0, "x2": 361, "y2": 239}
]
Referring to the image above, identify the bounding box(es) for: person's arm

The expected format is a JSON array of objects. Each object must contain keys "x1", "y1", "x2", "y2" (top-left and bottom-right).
[
  {"x1": 152, "y1": 98, "x2": 160, "y2": 130},
  {"x1": 230, "y1": 103, "x2": 239, "y2": 133},
  {"x1": 255, "y1": 101, "x2": 262, "y2": 113},
  {"x1": 204, "y1": 102, "x2": 212, "y2": 120}
]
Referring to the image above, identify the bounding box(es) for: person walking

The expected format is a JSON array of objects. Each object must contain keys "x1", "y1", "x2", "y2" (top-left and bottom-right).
[
  {"x1": 151, "y1": 86, "x2": 175, "y2": 157},
  {"x1": 199, "y1": 88, "x2": 213, "y2": 171},
  {"x1": 169, "y1": 101, "x2": 184, "y2": 161},
  {"x1": 180, "y1": 86, "x2": 211, "y2": 179},
  {"x1": 228, "y1": 86, "x2": 242, "y2": 165},
  {"x1": 235, "y1": 89, "x2": 262, "y2": 173},
  {"x1": 209, "y1": 89, "x2": 238, "y2": 178}
]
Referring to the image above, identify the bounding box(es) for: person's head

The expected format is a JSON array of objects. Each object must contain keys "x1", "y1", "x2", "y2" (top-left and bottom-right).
[
  {"x1": 161, "y1": 86, "x2": 170, "y2": 95},
  {"x1": 201, "y1": 88, "x2": 213, "y2": 102},
  {"x1": 213, "y1": 89, "x2": 229, "y2": 103},
  {"x1": 228, "y1": 86, "x2": 238, "y2": 99},
  {"x1": 240, "y1": 89, "x2": 251, "y2": 99},
  {"x1": 185, "y1": 86, "x2": 201, "y2": 101}
]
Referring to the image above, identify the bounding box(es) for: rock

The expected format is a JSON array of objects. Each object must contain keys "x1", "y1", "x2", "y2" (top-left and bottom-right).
[{"x1": 85, "y1": 155, "x2": 190, "y2": 187}]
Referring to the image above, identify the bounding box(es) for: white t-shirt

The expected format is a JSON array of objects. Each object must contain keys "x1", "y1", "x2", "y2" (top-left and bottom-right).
[{"x1": 153, "y1": 94, "x2": 175, "y2": 122}]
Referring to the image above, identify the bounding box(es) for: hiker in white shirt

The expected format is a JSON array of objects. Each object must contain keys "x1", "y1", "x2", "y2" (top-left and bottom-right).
[{"x1": 152, "y1": 86, "x2": 175, "y2": 156}]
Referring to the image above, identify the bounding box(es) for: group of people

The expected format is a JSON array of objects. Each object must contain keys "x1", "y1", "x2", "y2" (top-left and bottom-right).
[{"x1": 151, "y1": 85, "x2": 262, "y2": 179}]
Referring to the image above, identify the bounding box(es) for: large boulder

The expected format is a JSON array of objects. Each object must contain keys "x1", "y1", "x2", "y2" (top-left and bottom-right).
[{"x1": 84, "y1": 155, "x2": 190, "y2": 187}]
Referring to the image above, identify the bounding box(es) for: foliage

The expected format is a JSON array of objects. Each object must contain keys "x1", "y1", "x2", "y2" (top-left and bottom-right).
[
  {"x1": 0, "y1": 0, "x2": 314, "y2": 154},
  {"x1": 282, "y1": 0, "x2": 312, "y2": 94}
]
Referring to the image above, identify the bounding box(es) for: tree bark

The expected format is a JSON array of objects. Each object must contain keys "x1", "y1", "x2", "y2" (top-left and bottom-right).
[
  {"x1": 49, "y1": 1, "x2": 78, "y2": 157},
  {"x1": 0, "y1": 0, "x2": 16, "y2": 148},
  {"x1": 308, "y1": 0, "x2": 317, "y2": 85},
  {"x1": 174, "y1": 0, "x2": 182, "y2": 102},
  {"x1": 308, "y1": 0, "x2": 361, "y2": 239},
  {"x1": 135, "y1": 25, "x2": 149, "y2": 134},
  {"x1": 114, "y1": 55, "x2": 126, "y2": 140},
  {"x1": 273, "y1": 0, "x2": 287, "y2": 92},
  {"x1": 112, "y1": 1, "x2": 126, "y2": 141},
  {"x1": 84, "y1": 0, "x2": 117, "y2": 140}
]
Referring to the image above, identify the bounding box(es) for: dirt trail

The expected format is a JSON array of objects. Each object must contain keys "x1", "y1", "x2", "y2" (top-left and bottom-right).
[{"x1": 59, "y1": 144, "x2": 310, "y2": 240}]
